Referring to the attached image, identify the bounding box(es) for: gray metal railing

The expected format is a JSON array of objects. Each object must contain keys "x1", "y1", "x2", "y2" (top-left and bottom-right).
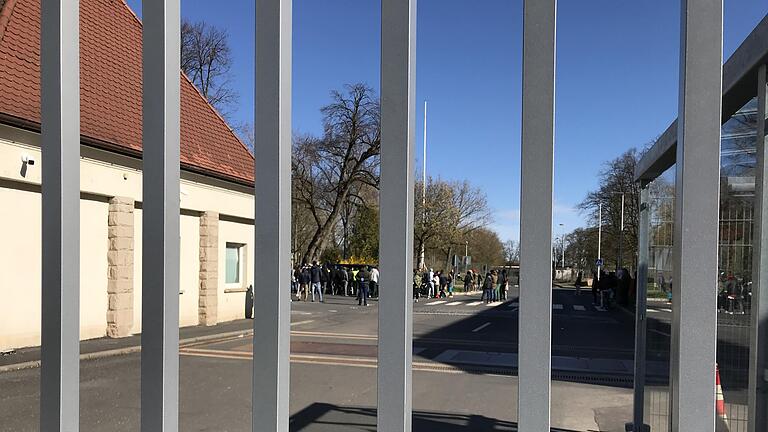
[{"x1": 38, "y1": 0, "x2": 730, "y2": 431}]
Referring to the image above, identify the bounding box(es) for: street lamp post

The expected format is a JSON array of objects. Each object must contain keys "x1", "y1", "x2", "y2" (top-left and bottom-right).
[
  {"x1": 597, "y1": 202, "x2": 602, "y2": 280},
  {"x1": 610, "y1": 192, "x2": 626, "y2": 272},
  {"x1": 558, "y1": 223, "x2": 565, "y2": 268}
]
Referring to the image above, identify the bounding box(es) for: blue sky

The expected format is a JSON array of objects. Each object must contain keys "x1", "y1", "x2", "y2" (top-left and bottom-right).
[{"x1": 125, "y1": 0, "x2": 767, "y2": 242}]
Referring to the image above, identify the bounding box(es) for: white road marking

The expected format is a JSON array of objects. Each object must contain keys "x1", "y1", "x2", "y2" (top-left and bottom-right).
[
  {"x1": 291, "y1": 320, "x2": 314, "y2": 326},
  {"x1": 507, "y1": 303, "x2": 518, "y2": 308},
  {"x1": 573, "y1": 305, "x2": 586, "y2": 311},
  {"x1": 427, "y1": 300, "x2": 447, "y2": 305},
  {"x1": 553, "y1": 304, "x2": 563, "y2": 310},
  {"x1": 446, "y1": 301, "x2": 463, "y2": 306},
  {"x1": 472, "y1": 322, "x2": 492, "y2": 333},
  {"x1": 647, "y1": 309, "x2": 660, "y2": 313},
  {"x1": 595, "y1": 306, "x2": 607, "y2": 312},
  {"x1": 661, "y1": 308, "x2": 672, "y2": 313},
  {"x1": 485, "y1": 302, "x2": 501, "y2": 306},
  {"x1": 467, "y1": 301, "x2": 483, "y2": 306}
]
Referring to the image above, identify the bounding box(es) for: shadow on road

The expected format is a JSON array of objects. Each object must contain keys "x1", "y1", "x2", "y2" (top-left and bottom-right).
[{"x1": 289, "y1": 402, "x2": 581, "y2": 432}]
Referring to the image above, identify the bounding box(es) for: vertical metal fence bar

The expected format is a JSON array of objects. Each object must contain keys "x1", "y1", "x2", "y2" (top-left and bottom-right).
[
  {"x1": 671, "y1": 1, "x2": 722, "y2": 430},
  {"x1": 749, "y1": 64, "x2": 768, "y2": 432},
  {"x1": 378, "y1": 0, "x2": 416, "y2": 430},
  {"x1": 40, "y1": 0, "x2": 80, "y2": 430},
  {"x1": 141, "y1": 0, "x2": 181, "y2": 430},
  {"x1": 632, "y1": 185, "x2": 650, "y2": 432},
  {"x1": 253, "y1": 0, "x2": 292, "y2": 430},
  {"x1": 518, "y1": 1, "x2": 556, "y2": 431}
]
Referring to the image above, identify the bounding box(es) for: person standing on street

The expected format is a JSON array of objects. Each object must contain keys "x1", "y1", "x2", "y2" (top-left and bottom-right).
[
  {"x1": 299, "y1": 266, "x2": 310, "y2": 301},
  {"x1": 427, "y1": 268, "x2": 435, "y2": 299},
  {"x1": 498, "y1": 269, "x2": 508, "y2": 301},
  {"x1": 370, "y1": 266, "x2": 380, "y2": 298},
  {"x1": 482, "y1": 271, "x2": 493, "y2": 304},
  {"x1": 413, "y1": 269, "x2": 422, "y2": 302},
  {"x1": 310, "y1": 261, "x2": 324, "y2": 302},
  {"x1": 320, "y1": 264, "x2": 330, "y2": 295},
  {"x1": 358, "y1": 266, "x2": 370, "y2": 306},
  {"x1": 464, "y1": 269, "x2": 474, "y2": 293}
]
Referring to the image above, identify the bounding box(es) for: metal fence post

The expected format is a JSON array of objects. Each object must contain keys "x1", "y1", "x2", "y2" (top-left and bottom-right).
[
  {"x1": 40, "y1": 0, "x2": 80, "y2": 430},
  {"x1": 749, "y1": 64, "x2": 768, "y2": 432},
  {"x1": 141, "y1": 0, "x2": 181, "y2": 430},
  {"x1": 253, "y1": 0, "x2": 292, "y2": 431},
  {"x1": 518, "y1": 1, "x2": 556, "y2": 431},
  {"x1": 378, "y1": 0, "x2": 416, "y2": 431},
  {"x1": 671, "y1": 1, "x2": 722, "y2": 430},
  {"x1": 631, "y1": 185, "x2": 650, "y2": 432}
]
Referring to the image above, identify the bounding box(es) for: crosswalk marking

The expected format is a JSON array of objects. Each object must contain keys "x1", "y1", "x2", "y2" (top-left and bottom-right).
[{"x1": 415, "y1": 299, "x2": 607, "y2": 313}]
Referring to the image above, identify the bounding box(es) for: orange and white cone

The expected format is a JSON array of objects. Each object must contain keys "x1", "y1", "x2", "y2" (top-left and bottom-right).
[{"x1": 716, "y1": 364, "x2": 729, "y2": 429}]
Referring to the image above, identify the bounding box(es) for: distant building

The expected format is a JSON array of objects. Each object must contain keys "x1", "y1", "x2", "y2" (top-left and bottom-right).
[{"x1": 0, "y1": 0, "x2": 255, "y2": 350}]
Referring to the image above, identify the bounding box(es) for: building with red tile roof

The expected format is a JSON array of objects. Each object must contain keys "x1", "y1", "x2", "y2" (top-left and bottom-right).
[
  {"x1": 0, "y1": 0, "x2": 254, "y2": 185},
  {"x1": 0, "y1": 0, "x2": 258, "y2": 350}
]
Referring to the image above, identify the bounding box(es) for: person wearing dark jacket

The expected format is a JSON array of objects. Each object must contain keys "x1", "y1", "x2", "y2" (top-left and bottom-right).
[
  {"x1": 482, "y1": 272, "x2": 494, "y2": 304},
  {"x1": 320, "y1": 265, "x2": 329, "y2": 294},
  {"x1": 299, "y1": 266, "x2": 311, "y2": 301},
  {"x1": 357, "y1": 267, "x2": 371, "y2": 306},
  {"x1": 310, "y1": 261, "x2": 323, "y2": 302}
]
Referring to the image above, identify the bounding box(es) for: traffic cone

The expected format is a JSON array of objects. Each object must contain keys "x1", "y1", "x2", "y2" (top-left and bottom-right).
[{"x1": 716, "y1": 364, "x2": 729, "y2": 431}]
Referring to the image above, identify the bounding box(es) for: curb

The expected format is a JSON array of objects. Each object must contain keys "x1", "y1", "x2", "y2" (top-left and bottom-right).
[{"x1": 0, "y1": 328, "x2": 255, "y2": 374}]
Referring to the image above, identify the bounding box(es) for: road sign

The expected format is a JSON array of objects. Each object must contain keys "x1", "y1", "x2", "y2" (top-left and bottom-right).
[{"x1": 596, "y1": 258, "x2": 604, "y2": 267}]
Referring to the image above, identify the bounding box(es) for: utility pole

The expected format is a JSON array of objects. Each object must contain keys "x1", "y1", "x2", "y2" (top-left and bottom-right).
[
  {"x1": 618, "y1": 192, "x2": 625, "y2": 271},
  {"x1": 597, "y1": 202, "x2": 602, "y2": 280},
  {"x1": 419, "y1": 100, "x2": 427, "y2": 270},
  {"x1": 558, "y1": 223, "x2": 565, "y2": 268}
]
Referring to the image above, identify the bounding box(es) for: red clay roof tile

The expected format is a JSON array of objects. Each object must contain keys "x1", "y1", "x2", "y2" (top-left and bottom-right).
[{"x1": 0, "y1": 0, "x2": 254, "y2": 185}]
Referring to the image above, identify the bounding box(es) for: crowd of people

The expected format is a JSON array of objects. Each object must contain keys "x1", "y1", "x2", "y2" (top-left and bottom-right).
[
  {"x1": 412, "y1": 267, "x2": 511, "y2": 303},
  {"x1": 291, "y1": 262, "x2": 379, "y2": 306},
  {"x1": 589, "y1": 268, "x2": 634, "y2": 308}
]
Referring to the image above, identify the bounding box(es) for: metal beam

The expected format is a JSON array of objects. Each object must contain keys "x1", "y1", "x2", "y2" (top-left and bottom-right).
[
  {"x1": 518, "y1": 0, "x2": 556, "y2": 431},
  {"x1": 253, "y1": 0, "x2": 292, "y2": 430},
  {"x1": 631, "y1": 185, "x2": 650, "y2": 432},
  {"x1": 378, "y1": 0, "x2": 416, "y2": 430},
  {"x1": 40, "y1": 0, "x2": 80, "y2": 430},
  {"x1": 671, "y1": 1, "x2": 722, "y2": 431},
  {"x1": 141, "y1": 0, "x2": 181, "y2": 430},
  {"x1": 749, "y1": 64, "x2": 768, "y2": 432}
]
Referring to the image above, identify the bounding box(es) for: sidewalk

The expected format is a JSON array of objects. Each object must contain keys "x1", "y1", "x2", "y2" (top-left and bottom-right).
[{"x1": 0, "y1": 318, "x2": 255, "y2": 372}]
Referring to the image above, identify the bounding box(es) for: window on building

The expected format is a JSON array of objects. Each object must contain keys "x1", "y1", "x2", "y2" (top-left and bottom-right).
[{"x1": 225, "y1": 243, "x2": 244, "y2": 284}]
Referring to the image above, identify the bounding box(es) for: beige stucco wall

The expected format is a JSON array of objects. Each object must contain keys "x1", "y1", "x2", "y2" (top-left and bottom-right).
[
  {"x1": 217, "y1": 219, "x2": 256, "y2": 323},
  {"x1": 0, "y1": 188, "x2": 109, "y2": 350},
  {"x1": 0, "y1": 124, "x2": 255, "y2": 350}
]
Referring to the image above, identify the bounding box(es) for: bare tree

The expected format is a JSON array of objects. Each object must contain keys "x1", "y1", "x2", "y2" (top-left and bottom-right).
[
  {"x1": 292, "y1": 84, "x2": 381, "y2": 263},
  {"x1": 578, "y1": 148, "x2": 641, "y2": 271},
  {"x1": 414, "y1": 176, "x2": 493, "y2": 269},
  {"x1": 503, "y1": 239, "x2": 520, "y2": 265},
  {"x1": 181, "y1": 19, "x2": 238, "y2": 117}
]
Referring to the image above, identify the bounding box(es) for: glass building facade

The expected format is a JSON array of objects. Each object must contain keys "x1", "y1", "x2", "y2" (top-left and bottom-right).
[{"x1": 642, "y1": 97, "x2": 759, "y2": 431}]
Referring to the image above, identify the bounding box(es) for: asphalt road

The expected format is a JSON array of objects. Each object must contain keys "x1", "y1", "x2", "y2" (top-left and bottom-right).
[{"x1": 0, "y1": 286, "x2": 642, "y2": 431}]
